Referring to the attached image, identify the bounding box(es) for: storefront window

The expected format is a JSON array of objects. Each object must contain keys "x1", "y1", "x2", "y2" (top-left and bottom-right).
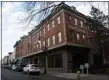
[{"x1": 48, "y1": 54, "x2": 63, "y2": 68}]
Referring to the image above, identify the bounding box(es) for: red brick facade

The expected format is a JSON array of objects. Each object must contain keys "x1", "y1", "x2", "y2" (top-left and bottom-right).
[{"x1": 15, "y1": 3, "x2": 91, "y2": 59}]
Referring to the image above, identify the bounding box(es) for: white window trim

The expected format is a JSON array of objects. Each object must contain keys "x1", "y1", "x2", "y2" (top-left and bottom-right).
[
  {"x1": 58, "y1": 32, "x2": 62, "y2": 43},
  {"x1": 75, "y1": 18, "x2": 77, "y2": 25},
  {"x1": 77, "y1": 33, "x2": 80, "y2": 40},
  {"x1": 69, "y1": 16, "x2": 71, "y2": 20},
  {"x1": 39, "y1": 41, "x2": 41, "y2": 49},
  {"x1": 83, "y1": 35, "x2": 85, "y2": 39},
  {"x1": 40, "y1": 31, "x2": 41, "y2": 36},
  {"x1": 37, "y1": 43, "x2": 38, "y2": 49},
  {"x1": 37, "y1": 33, "x2": 39, "y2": 39},
  {"x1": 43, "y1": 28, "x2": 45, "y2": 34},
  {"x1": 43, "y1": 41, "x2": 45, "y2": 47},
  {"x1": 57, "y1": 16, "x2": 60, "y2": 24},
  {"x1": 52, "y1": 35, "x2": 55, "y2": 45},
  {"x1": 52, "y1": 20, "x2": 55, "y2": 28},
  {"x1": 80, "y1": 21, "x2": 83, "y2": 28},
  {"x1": 47, "y1": 38, "x2": 50, "y2": 47}
]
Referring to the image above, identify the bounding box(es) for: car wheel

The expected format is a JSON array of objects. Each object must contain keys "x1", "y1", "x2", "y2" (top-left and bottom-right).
[
  {"x1": 22, "y1": 70, "x2": 25, "y2": 74},
  {"x1": 15, "y1": 68, "x2": 18, "y2": 72},
  {"x1": 37, "y1": 72, "x2": 40, "y2": 75}
]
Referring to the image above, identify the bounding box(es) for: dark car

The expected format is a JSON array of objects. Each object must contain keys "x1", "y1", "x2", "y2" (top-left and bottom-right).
[{"x1": 15, "y1": 65, "x2": 26, "y2": 72}]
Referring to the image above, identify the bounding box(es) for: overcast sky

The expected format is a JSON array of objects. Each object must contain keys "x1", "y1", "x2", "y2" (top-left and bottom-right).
[{"x1": 2, "y1": 1, "x2": 108, "y2": 59}]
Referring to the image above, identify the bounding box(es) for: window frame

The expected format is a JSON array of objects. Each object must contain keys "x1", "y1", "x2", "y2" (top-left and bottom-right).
[
  {"x1": 80, "y1": 21, "x2": 83, "y2": 28},
  {"x1": 52, "y1": 20, "x2": 55, "y2": 28},
  {"x1": 57, "y1": 16, "x2": 60, "y2": 24},
  {"x1": 75, "y1": 18, "x2": 78, "y2": 25},
  {"x1": 52, "y1": 35, "x2": 55, "y2": 45},
  {"x1": 48, "y1": 24, "x2": 50, "y2": 31},
  {"x1": 77, "y1": 33, "x2": 80, "y2": 41},
  {"x1": 58, "y1": 32, "x2": 62, "y2": 43},
  {"x1": 47, "y1": 37, "x2": 50, "y2": 47}
]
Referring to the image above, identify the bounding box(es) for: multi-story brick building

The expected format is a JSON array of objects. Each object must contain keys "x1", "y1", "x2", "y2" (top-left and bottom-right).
[{"x1": 14, "y1": 2, "x2": 96, "y2": 72}]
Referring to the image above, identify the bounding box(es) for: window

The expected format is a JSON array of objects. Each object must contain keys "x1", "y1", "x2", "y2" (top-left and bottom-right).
[
  {"x1": 52, "y1": 20, "x2": 55, "y2": 28},
  {"x1": 37, "y1": 43, "x2": 38, "y2": 49},
  {"x1": 69, "y1": 31, "x2": 74, "y2": 41},
  {"x1": 37, "y1": 33, "x2": 39, "y2": 39},
  {"x1": 80, "y1": 21, "x2": 83, "y2": 28},
  {"x1": 43, "y1": 28, "x2": 45, "y2": 34},
  {"x1": 83, "y1": 35, "x2": 85, "y2": 39},
  {"x1": 69, "y1": 16, "x2": 71, "y2": 20},
  {"x1": 77, "y1": 33, "x2": 80, "y2": 40},
  {"x1": 40, "y1": 31, "x2": 41, "y2": 36},
  {"x1": 47, "y1": 38, "x2": 50, "y2": 47},
  {"x1": 75, "y1": 18, "x2": 77, "y2": 25},
  {"x1": 39, "y1": 41, "x2": 41, "y2": 49},
  {"x1": 48, "y1": 54, "x2": 63, "y2": 68},
  {"x1": 43, "y1": 41, "x2": 45, "y2": 46},
  {"x1": 52, "y1": 35, "x2": 55, "y2": 45},
  {"x1": 48, "y1": 24, "x2": 50, "y2": 31},
  {"x1": 57, "y1": 16, "x2": 60, "y2": 24},
  {"x1": 58, "y1": 32, "x2": 62, "y2": 43}
]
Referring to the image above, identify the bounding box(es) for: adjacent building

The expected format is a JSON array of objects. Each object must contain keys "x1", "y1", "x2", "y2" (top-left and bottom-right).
[
  {"x1": 8, "y1": 52, "x2": 16, "y2": 63},
  {"x1": 14, "y1": 2, "x2": 100, "y2": 73},
  {"x1": 2, "y1": 56, "x2": 9, "y2": 67}
]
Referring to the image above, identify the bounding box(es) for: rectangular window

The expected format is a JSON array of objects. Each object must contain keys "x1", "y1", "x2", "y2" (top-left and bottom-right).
[
  {"x1": 57, "y1": 16, "x2": 60, "y2": 24},
  {"x1": 69, "y1": 31, "x2": 74, "y2": 41},
  {"x1": 43, "y1": 28, "x2": 45, "y2": 34},
  {"x1": 75, "y1": 18, "x2": 77, "y2": 25},
  {"x1": 43, "y1": 41, "x2": 45, "y2": 47},
  {"x1": 77, "y1": 33, "x2": 80, "y2": 40},
  {"x1": 39, "y1": 41, "x2": 41, "y2": 49},
  {"x1": 37, "y1": 33, "x2": 39, "y2": 39},
  {"x1": 48, "y1": 54, "x2": 63, "y2": 68},
  {"x1": 58, "y1": 32, "x2": 62, "y2": 43},
  {"x1": 47, "y1": 38, "x2": 50, "y2": 47},
  {"x1": 83, "y1": 35, "x2": 85, "y2": 39},
  {"x1": 52, "y1": 35, "x2": 55, "y2": 45},
  {"x1": 80, "y1": 21, "x2": 83, "y2": 28},
  {"x1": 40, "y1": 31, "x2": 41, "y2": 36},
  {"x1": 48, "y1": 24, "x2": 50, "y2": 31},
  {"x1": 37, "y1": 43, "x2": 38, "y2": 49},
  {"x1": 69, "y1": 16, "x2": 71, "y2": 20},
  {"x1": 52, "y1": 20, "x2": 55, "y2": 28}
]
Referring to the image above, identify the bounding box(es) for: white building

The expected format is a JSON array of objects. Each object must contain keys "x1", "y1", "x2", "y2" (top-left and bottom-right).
[
  {"x1": 8, "y1": 52, "x2": 15, "y2": 63},
  {"x1": 2, "y1": 56, "x2": 9, "y2": 67}
]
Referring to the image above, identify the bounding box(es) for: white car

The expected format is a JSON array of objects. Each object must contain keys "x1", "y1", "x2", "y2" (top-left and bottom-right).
[
  {"x1": 11, "y1": 65, "x2": 17, "y2": 71},
  {"x1": 23, "y1": 64, "x2": 40, "y2": 75}
]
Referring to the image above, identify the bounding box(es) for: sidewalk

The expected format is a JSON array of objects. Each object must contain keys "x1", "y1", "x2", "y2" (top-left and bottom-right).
[{"x1": 47, "y1": 71, "x2": 108, "y2": 80}]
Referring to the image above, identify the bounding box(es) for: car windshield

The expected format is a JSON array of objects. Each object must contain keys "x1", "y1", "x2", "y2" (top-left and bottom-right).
[{"x1": 31, "y1": 65, "x2": 40, "y2": 67}]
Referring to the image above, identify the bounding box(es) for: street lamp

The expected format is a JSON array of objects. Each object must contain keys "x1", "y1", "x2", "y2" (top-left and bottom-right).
[{"x1": 38, "y1": 36, "x2": 47, "y2": 74}]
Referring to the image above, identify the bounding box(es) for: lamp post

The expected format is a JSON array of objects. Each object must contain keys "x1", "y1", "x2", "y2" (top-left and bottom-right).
[{"x1": 38, "y1": 36, "x2": 47, "y2": 74}]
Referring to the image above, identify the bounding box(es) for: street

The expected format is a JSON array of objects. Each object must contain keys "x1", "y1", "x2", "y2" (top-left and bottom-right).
[{"x1": 1, "y1": 68, "x2": 73, "y2": 80}]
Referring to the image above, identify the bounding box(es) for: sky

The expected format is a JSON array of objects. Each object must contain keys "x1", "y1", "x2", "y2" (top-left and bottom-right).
[{"x1": 1, "y1": 1, "x2": 108, "y2": 59}]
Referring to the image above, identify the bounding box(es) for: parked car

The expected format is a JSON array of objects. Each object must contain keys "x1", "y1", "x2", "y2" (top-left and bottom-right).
[
  {"x1": 15, "y1": 65, "x2": 26, "y2": 72},
  {"x1": 8, "y1": 64, "x2": 13, "y2": 70},
  {"x1": 11, "y1": 64, "x2": 17, "y2": 71},
  {"x1": 23, "y1": 64, "x2": 40, "y2": 75}
]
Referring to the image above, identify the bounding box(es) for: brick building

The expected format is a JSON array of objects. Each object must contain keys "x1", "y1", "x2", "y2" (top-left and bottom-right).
[{"x1": 14, "y1": 2, "x2": 96, "y2": 73}]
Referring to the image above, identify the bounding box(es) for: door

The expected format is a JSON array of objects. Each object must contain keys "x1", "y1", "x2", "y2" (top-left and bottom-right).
[{"x1": 34, "y1": 58, "x2": 39, "y2": 64}]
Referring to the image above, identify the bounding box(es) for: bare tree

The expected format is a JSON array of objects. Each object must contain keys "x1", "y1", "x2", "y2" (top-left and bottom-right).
[
  {"x1": 22, "y1": 1, "x2": 59, "y2": 30},
  {"x1": 21, "y1": 2, "x2": 107, "y2": 30}
]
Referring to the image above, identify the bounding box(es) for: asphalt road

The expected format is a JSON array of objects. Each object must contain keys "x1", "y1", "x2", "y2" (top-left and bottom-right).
[{"x1": 1, "y1": 68, "x2": 73, "y2": 80}]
